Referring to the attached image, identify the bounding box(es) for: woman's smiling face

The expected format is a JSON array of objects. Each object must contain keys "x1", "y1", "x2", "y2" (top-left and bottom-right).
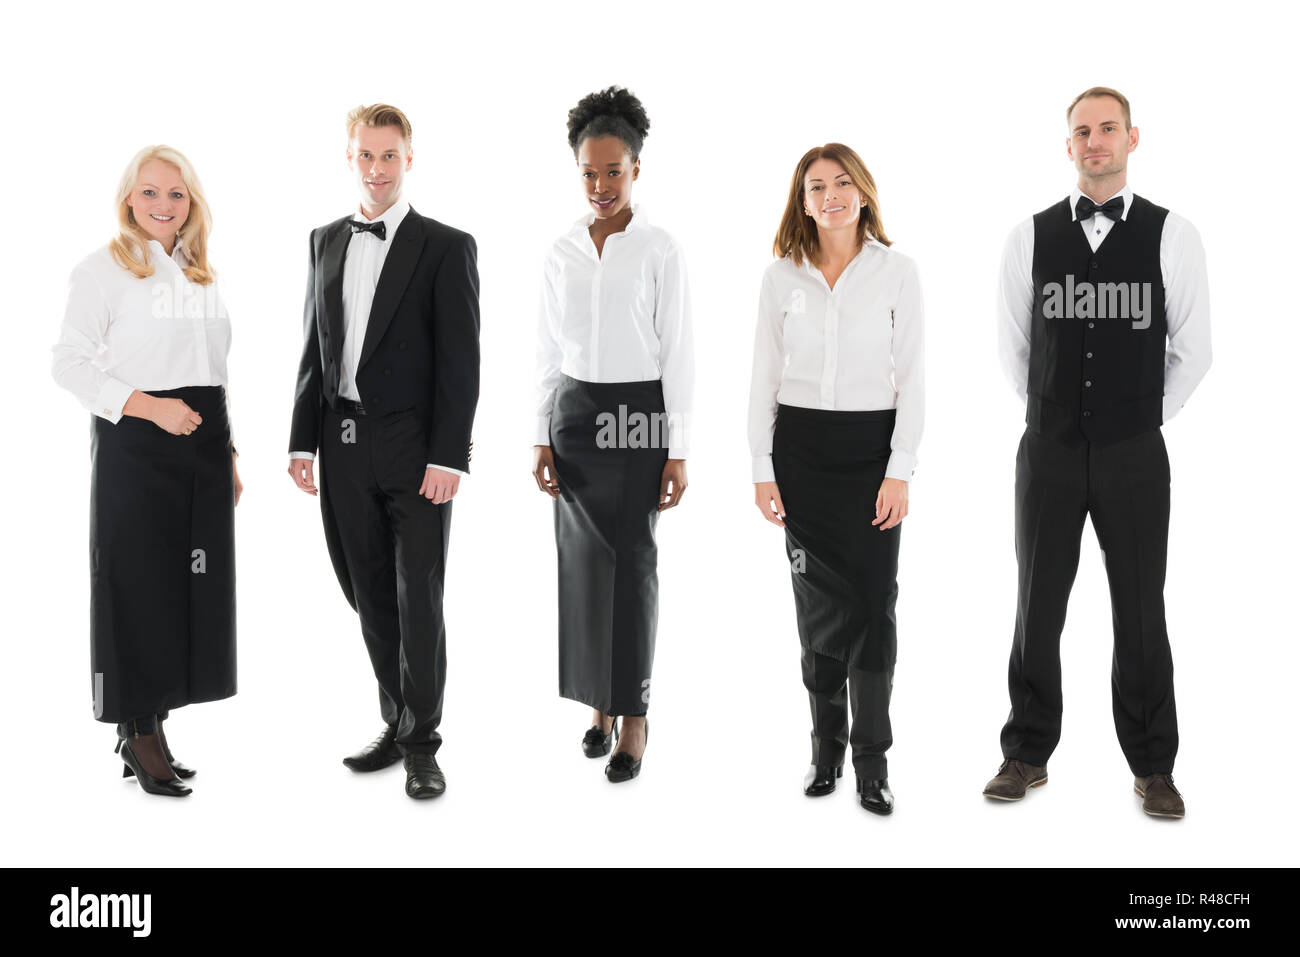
[{"x1": 127, "y1": 159, "x2": 190, "y2": 250}]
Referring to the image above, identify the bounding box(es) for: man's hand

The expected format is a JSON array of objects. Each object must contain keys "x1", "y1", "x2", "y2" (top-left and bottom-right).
[
  {"x1": 420, "y1": 466, "x2": 460, "y2": 504},
  {"x1": 658, "y1": 459, "x2": 688, "y2": 511},
  {"x1": 289, "y1": 457, "x2": 317, "y2": 496},
  {"x1": 233, "y1": 451, "x2": 244, "y2": 506}
]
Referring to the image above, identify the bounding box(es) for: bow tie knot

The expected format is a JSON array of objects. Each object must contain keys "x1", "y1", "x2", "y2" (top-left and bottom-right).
[
  {"x1": 1075, "y1": 195, "x2": 1125, "y2": 223},
  {"x1": 349, "y1": 219, "x2": 387, "y2": 240}
]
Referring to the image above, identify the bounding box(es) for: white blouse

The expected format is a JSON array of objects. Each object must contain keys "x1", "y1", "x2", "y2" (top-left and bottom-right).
[
  {"x1": 52, "y1": 237, "x2": 232, "y2": 428},
  {"x1": 747, "y1": 240, "x2": 925, "y2": 484},
  {"x1": 534, "y1": 205, "x2": 695, "y2": 459}
]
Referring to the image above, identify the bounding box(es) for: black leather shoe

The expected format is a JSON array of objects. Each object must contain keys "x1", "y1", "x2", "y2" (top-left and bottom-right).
[
  {"x1": 342, "y1": 726, "x2": 401, "y2": 772},
  {"x1": 605, "y1": 719, "x2": 648, "y2": 783},
  {"x1": 857, "y1": 777, "x2": 894, "y2": 815},
  {"x1": 803, "y1": 764, "x2": 843, "y2": 797},
  {"x1": 116, "y1": 736, "x2": 191, "y2": 797},
  {"x1": 582, "y1": 717, "x2": 619, "y2": 758},
  {"x1": 404, "y1": 753, "x2": 446, "y2": 799}
]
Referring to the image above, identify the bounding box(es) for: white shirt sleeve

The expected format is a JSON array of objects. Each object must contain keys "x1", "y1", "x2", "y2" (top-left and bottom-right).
[
  {"x1": 654, "y1": 239, "x2": 695, "y2": 459},
  {"x1": 51, "y1": 264, "x2": 137, "y2": 423},
  {"x1": 1160, "y1": 213, "x2": 1212, "y2": 423},
  {"x1": 533, "y1": 257, "x2": 563, "y2": 447},
  {"x1": 886, "y1": 259, "x2": 925, "y2": 481},
  {"x1": 996, "y1": 218, "x2": 1035, "y2": 403},
  {"x1": 746, "y1": 267, "x2": 784, "y2": 484}
]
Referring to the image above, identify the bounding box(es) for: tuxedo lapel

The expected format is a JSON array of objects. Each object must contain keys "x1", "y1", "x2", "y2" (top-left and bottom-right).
[
  {"x1": 359, "y1": 209, "x2": 424, "y2": 372},
  {"x1": 322, "y1": 220, "x2": 351, "y2": 366}
]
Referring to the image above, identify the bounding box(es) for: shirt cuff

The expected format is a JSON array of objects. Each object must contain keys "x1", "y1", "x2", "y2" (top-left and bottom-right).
[
  {"x1": 95, "y1": 378, "x2": 136, "y2": 424},
  {"x1": 289, "y1": 451, "x2": 316, "y2": 462},
  {"x1": 427, "y1": 464, "x2": 467, "y2": 477},
  {"x1": 534, "y1": 416, "x2": 552, "y2": 447},
  {"x1": 1161, "y1": 394, "x2": 1180, "y2": 424},
  {"x1": 752, "y1": 455, "x2": 775, "y2": 484},
  {"x1": 885, "y1": 450, "x2": 917, "y2": 482}
]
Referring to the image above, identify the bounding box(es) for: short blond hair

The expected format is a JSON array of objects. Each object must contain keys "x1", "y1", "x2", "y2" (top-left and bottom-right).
[
  {"x1": 1067, "y1": 86, "x2": 1132, "y2": 130},
  {"x1": 346, "y1": 103, "x2": 413, "y2": 150}
]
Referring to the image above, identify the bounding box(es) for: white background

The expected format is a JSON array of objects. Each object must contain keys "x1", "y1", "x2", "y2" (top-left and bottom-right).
[{"x1": 3, "y1": 0, "x2": 1296, "y2": 867}]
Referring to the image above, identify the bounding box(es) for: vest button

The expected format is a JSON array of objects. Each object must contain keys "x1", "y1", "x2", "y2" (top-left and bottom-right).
[
  {"x1": 1088, "y1": 322, "x2": 1095, "y2": 329},
  {"x1": 1086, "y1": 352, "x2": 1093, "y2": 359},
  {"x1": 1084, "y1": 380, "x2": 1092, "y2": 387},
  {"x1": 1082, "y1": 410, "x2": 1092, "y2": 417}
]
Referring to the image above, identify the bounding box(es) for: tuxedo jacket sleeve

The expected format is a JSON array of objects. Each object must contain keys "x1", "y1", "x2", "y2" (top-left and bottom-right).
[
  {"x1": 288, "y1": 229, "x2": 324, "y2": 455},
  {"x1": 427, "y1": 229, "x2": 480, "y2": 472}
]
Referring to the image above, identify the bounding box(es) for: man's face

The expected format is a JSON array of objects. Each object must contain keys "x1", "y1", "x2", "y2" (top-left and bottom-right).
[
  {"x1": 348, "y1": 124, "x2": 412, "y2": 213},
  {"x1": 1067, "y1": 96, "x2": 1138, "y2": 182}
]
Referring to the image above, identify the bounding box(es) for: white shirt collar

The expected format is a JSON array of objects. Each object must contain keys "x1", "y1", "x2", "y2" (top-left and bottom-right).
[
  {"x1": 1070, "y1": 182, "x2": 1133, "y2": 221},
  {"x1": 353, "y1": 197, "x2": 411, "y2": 237},
  {"x1": 569, "y1": 202, "x2": 647, "y2": 238}
]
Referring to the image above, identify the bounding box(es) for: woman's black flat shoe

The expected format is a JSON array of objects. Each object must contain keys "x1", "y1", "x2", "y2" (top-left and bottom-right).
[
  {"x1": 605, "y1": 719, "x2": 647, "y2": 783},
  {"x1": 582, "y1": 717, "x2": 619, "y2": 758},
  {"x1": 116, "y1": 737, "x2": 191, "y2": 797}
]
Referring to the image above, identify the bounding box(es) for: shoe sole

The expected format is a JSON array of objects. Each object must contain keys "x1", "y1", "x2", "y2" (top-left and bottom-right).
[
  {"x1": 983, "y1": 776, "x2": 1048, "y2": 801},
  {"x1": 861, "y1": 803, "x2": 893, "y2": 816},
  {"x1": 1133, "y1": 785, "x2": 1185, "y2": 819},
  {"x1": 342, "y1": 755, "x2": 402, "y2": 773},
  {"x1": 407, "y1": 789, "x2": 446, "y2": 799},
  {"x1": 804, "y1": 786, "x2": 836, "y2": 797}
]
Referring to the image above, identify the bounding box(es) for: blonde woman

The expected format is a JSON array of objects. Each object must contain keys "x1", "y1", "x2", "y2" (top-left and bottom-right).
[{"x1": 53, "y1": 146, "x2": 241, "y2": 798}]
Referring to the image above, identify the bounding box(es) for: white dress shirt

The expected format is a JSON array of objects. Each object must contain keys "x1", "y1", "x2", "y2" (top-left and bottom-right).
[
  {"x1": 534, "y1": 205, "x2": 695, "y2": 459},
  {"x1": 289, "y1": 198, "x2": 463, "y2": 475},
  {"x1": 747, "y1": 240, "x2": 926, "y2": 484},
  {"x1": 52, "y1": 236, "x2": 233, "y2": 435},
  {"x1": 997, "y1": 183, "x2": 1212, "y2": 423}
]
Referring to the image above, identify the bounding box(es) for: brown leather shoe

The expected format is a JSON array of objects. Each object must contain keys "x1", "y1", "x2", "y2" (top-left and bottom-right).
[
  {"x1": 1135, "y1": 774, "x2": 1185, "y2": 819},
  {"x1": 983, "y1": 758, "x2": 1048, "y2": 801}
]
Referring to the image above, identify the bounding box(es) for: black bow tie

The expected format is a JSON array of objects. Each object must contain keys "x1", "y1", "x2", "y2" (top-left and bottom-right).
[
  {"x1": 1075, "y1": 195, "x2": 1125, "y2": 222},
  {"x1": 349, "y1": 219, "x2": 386, "y2": 240}
]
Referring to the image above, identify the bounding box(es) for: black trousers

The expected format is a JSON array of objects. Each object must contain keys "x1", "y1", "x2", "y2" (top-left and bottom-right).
[
  {"x1": 319, "y1": 406, "x2": 451, "y2": 756},
  {"x1": 1000, "y1": 426, "x2": 1177, "y2": 776},
  {"x1": 802, "y1": 647, "x2": 893, "y2": 779}
]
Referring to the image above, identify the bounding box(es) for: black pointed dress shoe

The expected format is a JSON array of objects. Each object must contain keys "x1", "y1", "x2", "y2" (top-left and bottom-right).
[
  {"x1": 857, "y1": 777, "x2": 894, "y2": 815},
  {"x1": 116, "y1": 736, "x2": 191, "y2": 797},
  {"x1": 605, "y1": 719, "x2": 648, "y2": 783},
  {"x1": 582, "y1": 717, "x2": 619, "y2": 758},
  {"x1": 342, "y1": 725, "x2": 401, "y2": 772},
  {"x1": 404, "y1": 753, "x2": 446, "y2": 799},
  {"x1": 803, "y1": 764, "x2": 843, "y2": 797}
]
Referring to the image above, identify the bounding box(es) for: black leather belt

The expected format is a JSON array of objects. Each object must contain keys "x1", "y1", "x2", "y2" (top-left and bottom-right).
[{"x1": 335, "y1": 398, "x2": 366, "y2": 416}]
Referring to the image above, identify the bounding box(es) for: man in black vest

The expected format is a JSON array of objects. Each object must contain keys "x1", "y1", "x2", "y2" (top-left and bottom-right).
[
  {"x1": 287, "y1": 104, "x2": 480, "y2": 799},
  {"x1": 985, "y1": 87, "x2": 1211, "y2": 818}
]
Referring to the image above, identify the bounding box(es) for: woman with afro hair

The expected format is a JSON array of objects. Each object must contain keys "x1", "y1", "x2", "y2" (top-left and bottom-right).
[{"x1": 532, "y1": 86, "x2": 695, "y2": 784}]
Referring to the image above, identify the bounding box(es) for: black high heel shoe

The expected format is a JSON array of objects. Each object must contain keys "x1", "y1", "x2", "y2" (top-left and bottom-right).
[
  {"x1": 605, "y1": 718, "x2": 648, "y2": 783},
  {"x1": 157, "y1": 723, "x2": 196, "y2": 779},
  {"x1": 116, "y1": 735, "x2": 191, "y2": 797},
  {"x1": 582, "y1": 715, "x2": 620, "y2": 758}
]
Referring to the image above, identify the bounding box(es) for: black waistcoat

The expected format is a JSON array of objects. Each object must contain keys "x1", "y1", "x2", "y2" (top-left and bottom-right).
[{"x1": 1027, "y1": 194, "x2": 1168, "y2": 446}]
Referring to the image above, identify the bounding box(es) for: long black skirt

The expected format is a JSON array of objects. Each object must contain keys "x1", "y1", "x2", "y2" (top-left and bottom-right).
[
  {"x1": 89, "y1": 385, "x2": 237, "y2": 723},
  {"x1": 772, "y1": 404, "x2": 900, "y2": 670},
  {"x1": 550, "y1": 375, "x2": 668, "y2": 716}
]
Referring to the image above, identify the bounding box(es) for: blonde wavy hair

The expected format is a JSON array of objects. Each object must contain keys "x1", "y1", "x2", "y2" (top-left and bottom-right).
[{"x1": 110, "y1": 145, "x2": 215, "y2": 284}]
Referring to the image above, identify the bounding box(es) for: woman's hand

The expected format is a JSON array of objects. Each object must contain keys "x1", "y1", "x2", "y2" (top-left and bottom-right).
[
  {"x1": 659, "y1": 459, "x2": 688, "y2": 511},
  {"x1": 152, "y1": 396, "x2": 203, "y2": 436},
  {"x1": 873, "y1": 478, "x2": 909, "y2": 530},
  {"x1": 754, "y1": 481, "x2": 786, "y2": 527},
  {"x1": 533, "y1": 445, "x2": 559, "y2": 498},
  {"x1": 232, "y1": 450, "x2": 243, "y2": 506}
]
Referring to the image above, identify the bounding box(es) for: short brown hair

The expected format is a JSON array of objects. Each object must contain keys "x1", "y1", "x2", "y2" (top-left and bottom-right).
[
  {"x1": 773, "y1": 143, "x2": 891, "y2": 267},
  {"x1": 1066, "y1": 87, "x2": 1132, "y2": 130},
  {"x1": 346, "y1": 103, "x2": 413, "y2": 149}
]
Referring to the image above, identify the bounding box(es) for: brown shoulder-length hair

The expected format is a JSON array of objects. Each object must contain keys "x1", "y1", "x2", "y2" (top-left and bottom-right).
[{"x1": 773, "y1": 143, "x2": 891, "y2": 266}]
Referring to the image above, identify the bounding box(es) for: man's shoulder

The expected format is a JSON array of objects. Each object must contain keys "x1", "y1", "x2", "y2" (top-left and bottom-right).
[{"x1": 409, "y1": 210, "x2": 475, "y2": 248}]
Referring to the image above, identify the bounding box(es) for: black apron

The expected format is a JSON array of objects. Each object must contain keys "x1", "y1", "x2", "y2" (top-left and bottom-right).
[
  {"x1": 89, "y1": 385, "x2": 237, "y2": 722},
  {"x1": 550, "y1": 375, "x2": 668, "y2": 716},
  {"x1": 771, "y1": 404, "x2": 899, "y2": 671}
]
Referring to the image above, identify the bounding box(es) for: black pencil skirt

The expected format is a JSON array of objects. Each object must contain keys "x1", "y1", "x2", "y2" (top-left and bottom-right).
[
  {"x1": 550, "y1": 375, "x2": 668, "y2": 716},
  {"x1": 772, "y1": 405, "x2": 900, "y2": 670},
  {"x1": 88, "y1": 385, "x2": 237, "y2": 723}
]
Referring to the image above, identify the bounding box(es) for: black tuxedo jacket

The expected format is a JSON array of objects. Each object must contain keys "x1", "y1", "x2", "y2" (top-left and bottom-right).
[{"x1": 288, "y1": 206, "x2": 480, "y2": 472}]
